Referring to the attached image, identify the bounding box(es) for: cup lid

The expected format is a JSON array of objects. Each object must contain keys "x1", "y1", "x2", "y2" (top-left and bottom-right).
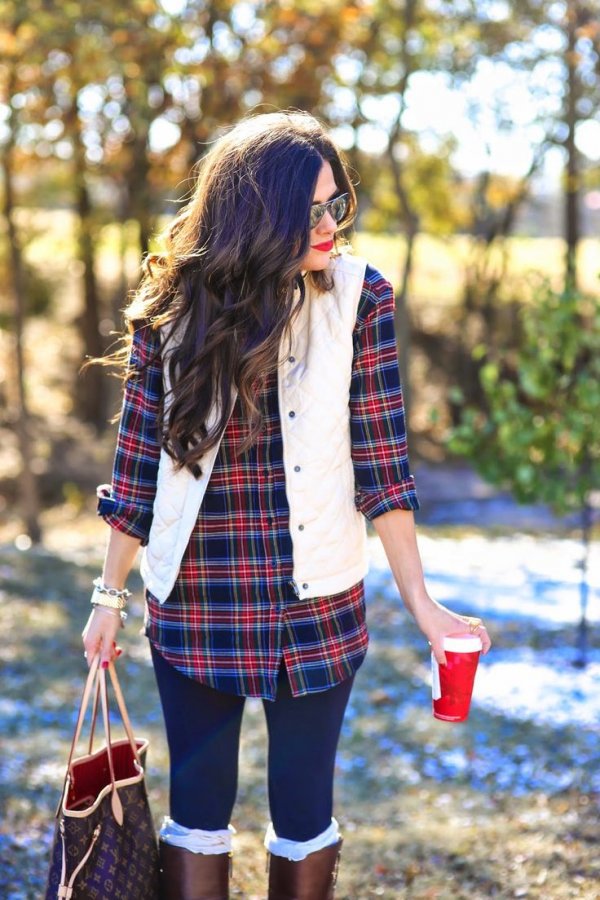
[{"x1": 443, "y1": 632, "x2": 483, "y2": 652}]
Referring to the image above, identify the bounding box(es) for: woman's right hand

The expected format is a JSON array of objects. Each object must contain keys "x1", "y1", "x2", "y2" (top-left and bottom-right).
[{"x1": 82, "y1": 607, "x2": 123, "y2": 669}]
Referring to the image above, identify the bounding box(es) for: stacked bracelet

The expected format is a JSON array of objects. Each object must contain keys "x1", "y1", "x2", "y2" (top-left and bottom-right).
[
  {"x1": 91, "y1": 578, "x2": 131, "y2": 623},
  {"x1": 92, "y1": 578, "x2": 131, "y2": 607}
]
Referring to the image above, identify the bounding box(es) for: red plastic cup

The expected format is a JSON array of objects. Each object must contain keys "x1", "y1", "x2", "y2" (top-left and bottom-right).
[{"x1": 432, "y1": 632, "x2": 482, "y2": 722}]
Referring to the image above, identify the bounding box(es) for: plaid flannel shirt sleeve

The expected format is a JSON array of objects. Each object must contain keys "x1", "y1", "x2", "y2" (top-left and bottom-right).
[
  {"x1": 350, "y1": 266, "x2": 419, "y2": 520},
  {"x1": 96, "y1": 325, "x2": 163, "y2": 544}
]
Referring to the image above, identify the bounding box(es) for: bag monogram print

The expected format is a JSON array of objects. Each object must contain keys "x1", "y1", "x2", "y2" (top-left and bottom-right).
[{"x1": 45, "y1": 657, "x2": 159, "y2": 899}]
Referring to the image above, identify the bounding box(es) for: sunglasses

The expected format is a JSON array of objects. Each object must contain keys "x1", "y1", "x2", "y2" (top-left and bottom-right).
[{"x1": 309, "y1": 193, "x2": 349, "y2": 229}]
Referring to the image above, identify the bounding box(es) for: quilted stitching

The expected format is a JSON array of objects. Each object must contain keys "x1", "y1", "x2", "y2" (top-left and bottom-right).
[{"x1": 141, "y1": 255, "x2": 368, "y2": 603}]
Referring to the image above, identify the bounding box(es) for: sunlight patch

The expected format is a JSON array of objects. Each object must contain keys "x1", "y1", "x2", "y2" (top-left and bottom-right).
[{"x1": 473, "y1": 652, "x2": 600, "y2": 728}]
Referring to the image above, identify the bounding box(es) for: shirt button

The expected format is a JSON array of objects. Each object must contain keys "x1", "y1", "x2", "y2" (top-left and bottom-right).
[
  {"x1": 288, "y1": 356, "x2": 296, "y2": 363},
  {"x1": 263, "y1": 468, "x2": 270, "y2": 477},
  {"x1": 294, "y1": 465, "x2": 301, "y2": 472},
  {"x1": 298, "y1": 524, "x2": 304, "y2": 531},
  {"x1": 266, "y1": 516, "x2": 273, "y2": 525},
  {"x1": 302, "y1": 583, "x2": 308, "y2": 590},
  {"x1": 288, "y1": 410, "x2": 296, "y2": 418}
]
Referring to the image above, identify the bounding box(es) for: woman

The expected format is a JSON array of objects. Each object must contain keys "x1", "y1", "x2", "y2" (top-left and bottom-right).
[{"x1": 83, "y1": 111, "x2": 491, "y2": 900}]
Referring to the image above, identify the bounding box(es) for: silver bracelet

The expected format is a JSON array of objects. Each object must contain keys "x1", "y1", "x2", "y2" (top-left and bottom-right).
[
  {"x1": 92, "y1": 577, "x2": 132, "y2": 600},
  {"x1": 91, "y1": 588, "x2": 128, "y2": 612}
]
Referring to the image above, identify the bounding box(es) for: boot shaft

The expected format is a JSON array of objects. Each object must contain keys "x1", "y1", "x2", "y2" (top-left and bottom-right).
[
  {"x1": 267, "y1": 839, "x2": 343, "y2": 900},
  {"x1": 158, "y1": 841, "x2": 231, "y2": 900}
]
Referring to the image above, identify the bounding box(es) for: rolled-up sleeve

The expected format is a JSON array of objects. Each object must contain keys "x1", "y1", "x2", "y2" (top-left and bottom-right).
[
  {"x1": 97, "y1": 325, "x2": 163, "y2": 544},
  {"x1": 350, "y1": 266, "x2": 419, "y2": 520}
]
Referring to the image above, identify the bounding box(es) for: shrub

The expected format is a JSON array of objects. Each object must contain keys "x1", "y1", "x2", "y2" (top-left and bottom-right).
[
  {"x1": 448, "y1": 281, "x2": 600, "y2": 515},
  {"x1": 448, "y1": 280, "x2": 600, "y2": 665}
]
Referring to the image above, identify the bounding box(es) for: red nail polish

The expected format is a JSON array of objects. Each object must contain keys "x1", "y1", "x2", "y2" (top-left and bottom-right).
[{"x1": 102, "y1": 661, "x2": 109, "y2": 669}]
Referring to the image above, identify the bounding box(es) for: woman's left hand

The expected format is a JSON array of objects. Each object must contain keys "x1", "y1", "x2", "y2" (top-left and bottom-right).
[
  {"x1": 413, "y1": 596, "x2": 492, "y2": 665},
  {"x1": 371, "y1": 508, "x2": 491, "y2": 665}
]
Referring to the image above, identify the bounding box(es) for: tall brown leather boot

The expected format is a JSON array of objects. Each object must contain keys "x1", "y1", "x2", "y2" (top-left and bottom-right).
[
  {"x1": 158, "y1": 840, "x2": 231, "y2": 900},
  {"x1": 267, "y1": 839, "x2": 342, "y2": 900}
]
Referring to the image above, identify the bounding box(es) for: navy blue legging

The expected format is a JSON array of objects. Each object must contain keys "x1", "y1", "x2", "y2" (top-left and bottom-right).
[{"x1": 150, "y1": 644, "x2": 354, "y2": 842}]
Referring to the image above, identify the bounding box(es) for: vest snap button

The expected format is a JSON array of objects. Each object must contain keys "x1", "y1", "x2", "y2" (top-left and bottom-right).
[
  {"x1": 298, "y1": 524, "x2": 304, "y2": 531},
  {"x1": 288, "y1": 356, "x2": 295, "y2": 363},
  {"x1": 288, "y1": 410, "x2": 296, "y2": 418},
  {"x1": 294, "y1": 465, "x2": 301, "y2": 472},
  {"x1": 302, "y1": 583, "x2": 308, "y2": 590}
]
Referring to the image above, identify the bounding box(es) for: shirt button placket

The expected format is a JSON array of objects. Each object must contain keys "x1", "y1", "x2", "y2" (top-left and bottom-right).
[{"x1": 286, "y1": 358, "x2": 303, "y2": 598}]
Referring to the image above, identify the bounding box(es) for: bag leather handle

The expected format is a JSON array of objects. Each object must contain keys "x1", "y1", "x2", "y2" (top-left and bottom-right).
[
  {"x1": 65, "y1": 654, "x2": 102, "y2": 774},
  {"x1": 86, "y1": 661, "x2": 140, "y2": 767},
  {"x1": 56, "y1": 657, "x2": 141, "y2": 823},
  {"x1": 56, "y1": 656, "x2": 101, "y2": 818},
  {"x1": 88, "y1": 675, "x2": 101, "y2": 754},
  {"x1": 106, "y1": 661, "x2": 141, "y2": 765},
  {"x1": 98, "y1": 658, "x2": 124, "y2": 825}
]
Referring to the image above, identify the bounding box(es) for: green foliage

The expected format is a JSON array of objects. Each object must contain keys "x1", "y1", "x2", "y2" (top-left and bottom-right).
[
  {"x1": 448, "y1": 282, "x2": 600, "y2": 513},
  {"x1": 358, "y1": 141, "x2": 462, "y2": 235}
]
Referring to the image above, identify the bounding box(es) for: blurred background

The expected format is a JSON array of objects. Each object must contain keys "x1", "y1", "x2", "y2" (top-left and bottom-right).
[
  {"x1": 1, "y1": 2, "x2": 599, "y2": 898},
  {"x1": 1, "y1": 0, "x2": 599, "y2": 541}
]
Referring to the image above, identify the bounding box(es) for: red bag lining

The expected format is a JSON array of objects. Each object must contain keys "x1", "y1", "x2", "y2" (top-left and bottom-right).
[{"x1": 66, "y1": 740, "x2": 146, "y2": 811}]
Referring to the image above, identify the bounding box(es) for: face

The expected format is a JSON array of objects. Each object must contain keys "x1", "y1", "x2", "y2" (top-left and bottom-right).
[{"x1": 301, "y1": 161, "x2": 342, "y2": 272}]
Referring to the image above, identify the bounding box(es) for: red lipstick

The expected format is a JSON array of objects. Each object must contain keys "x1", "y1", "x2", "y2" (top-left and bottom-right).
[{"x1": 311, "y1": 240, "x2": 334, "y2": 252}]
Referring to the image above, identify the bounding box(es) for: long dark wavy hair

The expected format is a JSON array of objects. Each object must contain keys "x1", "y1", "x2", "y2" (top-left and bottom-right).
[{"x1": 106, "y1": 111, "x2": 356, "y2": 476}]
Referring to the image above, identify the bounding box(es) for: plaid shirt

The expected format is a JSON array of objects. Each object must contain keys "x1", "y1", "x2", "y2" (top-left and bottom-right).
[{"x1": 99, "y1": 264, "x2": 418, "y2": 700}]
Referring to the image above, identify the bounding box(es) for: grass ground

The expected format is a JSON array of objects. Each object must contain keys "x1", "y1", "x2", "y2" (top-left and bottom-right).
[
  {"x1": 353, "y1": 231, "x2": 600, "y2": 302},
  {"x1": 1, "y1": 510, "x2": 598, "y2": 899}
]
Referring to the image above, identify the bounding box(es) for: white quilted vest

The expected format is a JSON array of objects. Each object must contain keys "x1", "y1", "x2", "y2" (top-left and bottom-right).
[{"x1": 140, "y1": 254, "x2": 368, "y2": 603}]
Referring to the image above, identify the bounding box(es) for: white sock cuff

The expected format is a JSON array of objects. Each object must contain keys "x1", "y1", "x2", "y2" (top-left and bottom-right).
[
  {"x1": 159, "y1": 816, "x2": 235, "y2": 855},
  {"x1": 264, "y1": 817, "x2": 341, "y2": 862}
]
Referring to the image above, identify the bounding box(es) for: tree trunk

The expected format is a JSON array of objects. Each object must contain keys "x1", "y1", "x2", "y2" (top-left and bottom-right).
[
  {"x1": 574, "y1": 498, "x2": 592, "y2": 668},
  {"x1": 121, "y1": 43, "x2": 158, "y2": 263},
  {"x1": 112, "y1": 182, "x2": 130, "y2": 330},
  {"x1": 73, "y1": 133, "x2": 106, "y2": 431},
  {"x1": 385, "y1": 0, "x2": 419, "y2": 427},
  {"x1": 119, "y1": 128, "x2": 152, "y2": 260},
  {"x1": 452, "y1": 145, "x2": 548, "y2": 421},
  {"x1": 394, "y1": 227, "x2": 417, "y2": 419},
  {"x1": 136, "y1": 148, "x2": 152, "y2": 262},
  {"x1": 1, "y1": 100, "x2": 42, "y2": 543},
  {"x1": 564, "y1": 3, "x2": 580, "y2": 289}
]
